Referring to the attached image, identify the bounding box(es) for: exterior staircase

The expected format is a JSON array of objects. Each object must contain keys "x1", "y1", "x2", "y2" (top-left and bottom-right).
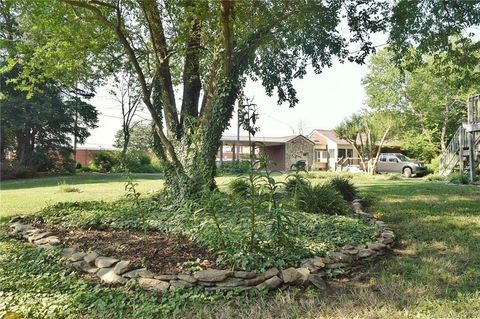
[{"x1": 439, "y1": 94, "x2": 480, "y2": 181}]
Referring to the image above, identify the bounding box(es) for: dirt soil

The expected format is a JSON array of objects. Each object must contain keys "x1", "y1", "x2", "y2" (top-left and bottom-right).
[{"x1": 47, "y1": 226, "x2": 216, "y2": 274}]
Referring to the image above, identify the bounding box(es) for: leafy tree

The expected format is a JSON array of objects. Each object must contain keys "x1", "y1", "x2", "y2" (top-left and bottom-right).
[
  {"x1": 114, "y1": 122, "x2": 153, "y2": 154},
  {"x1": 3, "y1": 0, "x2": 480, "y2": 198},
  {"x1": 363, "y1": 47, "x2": 480, "y2": 160},
  {"x1": 335, "y1": 110, "x2": 397, "y2": 174},
  {"x1": 0, "y1": 68, "x2": 98, "y2": 170}
]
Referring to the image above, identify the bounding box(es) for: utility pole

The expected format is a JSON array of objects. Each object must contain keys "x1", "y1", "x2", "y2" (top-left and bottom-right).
[
  {"x1": 73, "y1": 83, "x2": 78, "y2": 164},
  {"x1": 236, "y1": 90, "x2": 243, "y2": 162}
]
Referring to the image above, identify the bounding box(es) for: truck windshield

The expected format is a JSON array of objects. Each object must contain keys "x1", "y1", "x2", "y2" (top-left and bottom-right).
[{"x1": 396, "y1": 154, "x2": 410, "y2": 161}]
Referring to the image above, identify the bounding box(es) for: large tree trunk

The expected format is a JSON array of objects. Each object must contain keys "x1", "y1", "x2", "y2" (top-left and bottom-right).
[{"x1": 15, "y1": 128, "x2": 34, "y2": 166}]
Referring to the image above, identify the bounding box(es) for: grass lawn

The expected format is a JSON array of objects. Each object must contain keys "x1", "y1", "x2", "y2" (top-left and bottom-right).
[
  {"x1": 0, "y1": 173, "x2": 236, "y2": 218},
  {"x1": 1, "y1": 173, "x2": 480, "y2": 318}
]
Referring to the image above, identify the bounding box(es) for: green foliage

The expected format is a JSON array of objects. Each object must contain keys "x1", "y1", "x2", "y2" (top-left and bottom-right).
[
  {"x1": 89, "y1": 151, "x2": 122, "y2": 173},
  {"x1": 363, "y1": 48, "x2": 480, "y2": 161},
  {"x1": 425, "y1": 174, "x2": 446, "y2": 182},
  {"x1": 228, "y1": 178, "x2": 250, "y2": 196},
  {"x1": 326, "y1": 176, "x2": 358, "y2": 202},
  {"x1": 447, "y1": 173, "x2": 469, "y2": 185},
  {"x1": 86, "y1": 150, "x2": 162, "y2": 173},
  {"x1": 427, "y1": 155, "x2": 441, "y2": 175},
  {"x1": 114, "y1": 123, "x2": 154, "y2": 154},
  {"x1": 296, "y1": 183, "x2": 350, "y2": 216},
  {"x1": 402, "y1": 130, "x2": 439, "y2": 162},
  {"x1": 217, "y1": 161, "x2": 252, "y2": 175},
  {"x1": 0, "y1": 237, "x2": 229, "y2": 318}
]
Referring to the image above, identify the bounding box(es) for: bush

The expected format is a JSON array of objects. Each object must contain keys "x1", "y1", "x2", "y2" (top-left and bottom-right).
[
  {"x1": 327, "y1": 176, "x2": 357, "y2": 201},
  {"x1": 228, "y1": 178, "x2": 250, "y2": 196},
  {"x1": 124, "y1": 151, "x2": 161, "y2": 173},
  {"x1": 217, "y1": 161, "x2": 251, "y2": 175},
  {"x1": 426, "y1": 174, "x2": 446, "y2": 181},
  {"x1": 447, "y1": 173, "x2": 469, "y2": 184},
  {"x1": 296, "y1": 183, "x2": 350, "y2": 215},
  {"x1": 427, "y1": 155, "x2": 441, "y2": 174},
  {"x1": 90, "y1": 151, "x2": 121, "y2": 172},
  {"x1": 284, "y1": 176, "x2": 311, "y2": 197}
]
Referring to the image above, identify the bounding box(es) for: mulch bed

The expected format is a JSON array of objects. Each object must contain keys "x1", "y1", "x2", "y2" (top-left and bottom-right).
[{"x1": 45, "y1": 225, "x2": 216, "y2": 274}]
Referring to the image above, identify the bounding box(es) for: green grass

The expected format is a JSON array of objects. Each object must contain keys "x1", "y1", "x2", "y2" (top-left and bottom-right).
[
  {"x1": 1, "y1": 173, "x2": 480, "y2": 318},
  {"x1": 0, "y1": 173, "x2": 236, "y2": 218}
]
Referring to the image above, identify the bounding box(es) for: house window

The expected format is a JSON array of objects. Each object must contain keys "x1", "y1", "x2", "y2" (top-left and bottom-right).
[
  {"x1": 338, "y1": 148, "x2": 346, "y2": 158},
  {"x1": 347, "y1": 149, "x2": 353, "y2": 158},
  {"x1": 315, "y1": 150, "x2": 328, "y2": 163}
]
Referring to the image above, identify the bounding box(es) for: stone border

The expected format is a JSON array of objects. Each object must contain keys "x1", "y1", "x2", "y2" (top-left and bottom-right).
[{"x1": 6, "y1": 200, "x2": 394, "y2": 293}]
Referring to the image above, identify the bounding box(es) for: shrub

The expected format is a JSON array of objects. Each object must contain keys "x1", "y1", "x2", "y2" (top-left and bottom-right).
[
  {"x1": 297, "y1": 183, "x2": 350, "y2": 215},
  {"x1": 327, "y1": 176, "x2": 357, "y2": 201},
  {"x1": 228, "y1": 178, "x2": 250, "y2": 196},
  {"x1": 426, "y1": 174, "x2": 446, "y2": 181},
  {"x1": 447, "y1": 173, "x2": 469, "y2": 184},
  {"x1": 217, "y1": 161, "x2": 251, "y2": 175},
  {"x1": 285, "y1": 177, "x2": 310, "y2": 196},
  {"x1": 124, "y1": 151, "x2": 161, "y2": 173},
  {"x1": 90, "y1": 151, "x2": 121, "y2": 172},
  {"x1": 427, "y1": 155, "x2": 441, "y2": 174}
]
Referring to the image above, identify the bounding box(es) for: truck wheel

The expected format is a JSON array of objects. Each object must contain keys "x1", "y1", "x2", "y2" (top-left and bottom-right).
[{"x1": 403, "y1": 167, "x2": 412, "y2": 178}]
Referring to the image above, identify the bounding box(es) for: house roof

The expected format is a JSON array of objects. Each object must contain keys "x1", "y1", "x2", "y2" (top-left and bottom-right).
[
  {"x1": 309, "y1": 129, "x2": 351, "y2": 145},
  {"x1": 221, "y1": 134, "x2": 312, "y2": 146}
]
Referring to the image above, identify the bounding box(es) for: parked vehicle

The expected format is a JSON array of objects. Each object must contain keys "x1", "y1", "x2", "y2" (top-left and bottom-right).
[{"x1": 376, "y1": 153, "x2": 426, "y2": 177}]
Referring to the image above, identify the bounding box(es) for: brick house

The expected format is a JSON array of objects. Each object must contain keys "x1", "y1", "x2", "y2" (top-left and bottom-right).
[{"x1": 218, "y1": 129, "x2": 363, "y2": 172}]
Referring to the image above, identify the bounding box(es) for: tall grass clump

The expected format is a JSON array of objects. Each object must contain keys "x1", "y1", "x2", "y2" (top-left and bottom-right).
[{"x1": 327, "y1": 176, "x2": 357, "y2": 201}]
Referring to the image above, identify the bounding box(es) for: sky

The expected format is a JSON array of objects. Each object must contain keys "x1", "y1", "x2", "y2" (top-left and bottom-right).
[{"x1": 83, "y1": 58, "x2": 373, "y2": 149}]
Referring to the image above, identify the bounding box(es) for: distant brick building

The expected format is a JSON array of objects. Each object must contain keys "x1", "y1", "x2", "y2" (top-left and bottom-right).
[{"x1": 74, "y1": 146, "x2": 119, "y2": 167}]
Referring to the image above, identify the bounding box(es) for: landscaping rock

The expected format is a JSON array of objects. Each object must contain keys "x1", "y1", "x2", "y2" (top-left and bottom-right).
[
  {"x1": 122, "y1": 268, "x2": 147, "y2": 279},
  {"x1": 244, "y1": 276, "x2": 265, "y2": 286},
  {"x1": 194, "y1": 269, "x2": 233, "y2": 282},
  {"x1": 358, "y1": 249, "x2": 375, "y2": 258},
  {"x1": 343, "y1": 249, "x2": 359, "y2": 255},
  {"x1": 197, "y1": 281, "x2": 216, "y2": 287},
  {"x1": 83, "y1": 251, "x2": 99, "y2": 264},
  {"x1": 10, "y1": 223, "x2": 34, "y2": 233},
  {"x1": 155, "y1": 274, "x2": 178, "y2": 281},
  {"x1": 294, "y1": 268, "x2": 310, "y2": 286},
  {"x1": 138, "y1": 278, "x2": 169, "y2": 292},
  {"x1": 281, "y1": 268, "x2": 301, "y2": 284},
  {"x1": 113, "y1": 260, "x2": 133, "y2": 275},
  {"x1": 233, "y1": 271, "x2": 256, "y2": 279},
  {"x1": 380, "y1": 237, "x2": 394, "y2": 244},
  {"x1": 97, "y1": 268, "x2": 127, "y2": 284},
  {"x1": 308, "y1": 274, "x2": 327, "y2": 291},
  {"x1": 262, "y1": 267, "x2": 279, "y2": 280},
  {"x1": 215, "y1": 277, "x2": 245, "y2": 288},
  {"x1": 325, "y1": 263, "x2": 348, "y2": 269},
  {"x1": 27, "y1": 231, "x2": 51, "y2": 243},
  {"x1": 69, "y1": 252, "x2": 86, "y2": 262},
  {"x1": 301, "y1": 257, "x2": 326, "y2": 272},
  {"x1": 381, "y1": 231, "x2": 395, "y2": 239},
  {"x1": 367, "y1": 243, "x2": 386, "y2": 251},
  {"x1": 169, "y1": 280, "x2": 195, "y2": 289},
  {"x1": 257, "y1": 276, "x2": 283, "y2": 290},
  {"x1": 34, "y1": 236, "x2": 60, "y2": 245},
  {"x1": 138, "y1": 270, "x2": 155, "y2": 278},
  {"x1": 95, "y1": 257, "x2": 119, "y2": 268},
  {"x1": 62, "y1": 248, "x2": 76, "y2": 258},
  {"x1": 329, "y1": 252, "x2": 351, "y2": 263},
  {"x1": 342, "y1": 244, "x2": 356, "y2": 250},
  {"x1": 72, "y1": 261, "x2": 99, "y2": 274},
  {"x1": 177, "y1": 274, "x2": 197, "y2": 283}
]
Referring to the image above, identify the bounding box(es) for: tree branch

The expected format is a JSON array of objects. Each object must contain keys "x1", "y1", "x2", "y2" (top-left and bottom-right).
[
  {"x1": 180, "y1": 10, "x2": 202, "y2": 124},
  {"x1": 138, "y1": 0, "x2": 179, "y2": 137}
]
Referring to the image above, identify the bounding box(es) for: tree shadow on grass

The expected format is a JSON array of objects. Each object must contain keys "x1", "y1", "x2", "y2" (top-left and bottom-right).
[{"x1": 0, "y1": 173, "x2": 163, "y2": 191}]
